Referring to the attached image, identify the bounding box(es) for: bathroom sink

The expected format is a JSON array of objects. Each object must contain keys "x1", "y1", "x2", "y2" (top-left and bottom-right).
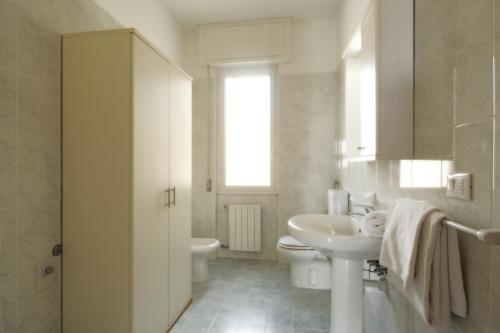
[
  {"x1": 288, "y1": 214, "x2": 381, "y2": 259},
  {"x1": 288, "y1": 214, "x2": 382, "y2": 333}
]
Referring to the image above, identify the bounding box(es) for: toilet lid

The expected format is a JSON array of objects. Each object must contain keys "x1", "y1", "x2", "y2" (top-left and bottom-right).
[{"x1": 278, "y1": 236, "x2": 314, "y2": 250}]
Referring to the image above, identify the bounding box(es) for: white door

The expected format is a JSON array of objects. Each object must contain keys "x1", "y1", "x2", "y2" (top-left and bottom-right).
[
  {"x1": 168, "y1": 66, "x2": 193, "y2": 324},
  {"x1": 132, "y1": 34, "x2": 170, "y2": 333}
]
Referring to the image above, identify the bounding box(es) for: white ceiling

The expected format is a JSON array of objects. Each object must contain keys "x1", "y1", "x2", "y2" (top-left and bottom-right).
[{"x1": 165, "y1": 0, "x2": 339, "y2": 28}]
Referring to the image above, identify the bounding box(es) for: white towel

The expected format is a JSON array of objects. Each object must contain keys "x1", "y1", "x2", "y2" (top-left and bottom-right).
[
  {"x1": 380, "y1": 199, "x2": 467, "y2": 333},
  {"x1": 380, "y1": 198, "x2": 437, "y2": 288},
  {"x1": 361, "y1": 211, "x2": 388, "y2": 238}
]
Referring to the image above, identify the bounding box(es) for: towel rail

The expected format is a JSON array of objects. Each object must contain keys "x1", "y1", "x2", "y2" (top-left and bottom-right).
[{"x1": 442, "y1": 219, "x2": 500, "y2": 245}]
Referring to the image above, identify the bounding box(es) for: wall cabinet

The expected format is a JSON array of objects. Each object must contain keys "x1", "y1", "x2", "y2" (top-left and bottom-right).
[
  {"x1": 62, "y1": 29, "x2": 192, "y2": 333},
  {"x1": 343, "y1": 0, "x2": 414, "y2": 160}
]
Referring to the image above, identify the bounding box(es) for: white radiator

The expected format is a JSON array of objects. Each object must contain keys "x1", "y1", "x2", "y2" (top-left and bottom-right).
[{"x1": 229, "y1": 204, "x2": 261, "y2": 252}]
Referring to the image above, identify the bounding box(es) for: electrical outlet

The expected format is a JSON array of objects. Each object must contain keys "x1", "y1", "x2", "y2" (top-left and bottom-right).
[{"x1": 446, "y1": 173, "x2": 472, "y2": 200}]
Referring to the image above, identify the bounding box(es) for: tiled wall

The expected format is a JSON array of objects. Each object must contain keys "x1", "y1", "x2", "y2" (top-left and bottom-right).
[
  {"x1": 192, "y1": 78, "x2": 216, "y2": 240},
  {"x1": 337, "y1": 0, "x2": 499, "y2": 331},
  {"x1": 191, "y1": 72, "x2": 337, "y2": 260},
  {"x1": 0, "y1": 0, "x2": 121, "y2": 331},
  {"x1": 277, "y1": 73, "x2": 337, "y2": 241}
]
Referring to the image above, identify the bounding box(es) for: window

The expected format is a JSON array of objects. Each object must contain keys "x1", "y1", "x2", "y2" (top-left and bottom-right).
[{"x1": 217, "y1": 66, "x2": 277, "y2": 193}]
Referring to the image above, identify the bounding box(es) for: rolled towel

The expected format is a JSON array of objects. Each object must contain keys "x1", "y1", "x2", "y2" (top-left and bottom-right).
[{"x1": 361, "y1": 211, "x2": 388, "y2": 238}]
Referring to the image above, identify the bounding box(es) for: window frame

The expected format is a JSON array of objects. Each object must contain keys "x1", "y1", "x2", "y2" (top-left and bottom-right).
[{"x1": 216, "y1": 65, "x2": 279, "y2": 195}]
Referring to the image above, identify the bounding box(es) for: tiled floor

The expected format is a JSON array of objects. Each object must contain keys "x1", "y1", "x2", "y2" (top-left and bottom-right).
[{"x1": 171, "y1": 258, "x2": 331, "y2": 333}]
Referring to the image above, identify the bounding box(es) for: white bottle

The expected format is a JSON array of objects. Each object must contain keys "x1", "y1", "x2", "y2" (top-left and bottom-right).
[{"x1": 328, "y1": 188, "x2": 349, "y2": 216}]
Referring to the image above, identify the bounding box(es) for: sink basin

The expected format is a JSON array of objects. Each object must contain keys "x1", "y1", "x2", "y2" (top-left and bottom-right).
[
  {"x1": 288, "y1": 214, "x2": 381, "y2": 259},
  {"x1": 288, "y1": 214, "x2": 383, "y2": 333}
]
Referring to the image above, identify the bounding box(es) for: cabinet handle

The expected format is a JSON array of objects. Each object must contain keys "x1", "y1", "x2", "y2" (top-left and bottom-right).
[
  {"x1": 357, "y1": 146, "x2": 366, "y2": 150},
  {"x1": 171, "y1": 187, "x2": 176, "y2": 207},
  {"x1": 165, "y1": 189, "x2": 171, "y2": 207}
]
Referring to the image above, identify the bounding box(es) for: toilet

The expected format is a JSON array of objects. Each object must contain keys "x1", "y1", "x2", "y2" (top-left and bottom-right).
[
  {"x1": 277, "y1": 235, "x2": 331, "y2": 289},
  {"x1": 191, "y1": 238, "x2": 220, "y2": 283}
]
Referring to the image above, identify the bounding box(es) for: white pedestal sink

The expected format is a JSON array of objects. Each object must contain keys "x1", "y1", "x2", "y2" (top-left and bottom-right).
[{"x1": 288, "y1": 214, "x2": 382, "y2": 333}]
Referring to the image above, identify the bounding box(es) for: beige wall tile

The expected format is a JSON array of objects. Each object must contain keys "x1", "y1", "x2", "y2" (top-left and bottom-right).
[
  {"x1": 0, "y1": 138, "x2": 16, "y2": 210},
  {"x1": 191, "y1": 79, "x2": 216, "y2": 239},
  {"x1": 16, "y1": 13, "x2": 60, "y2": 83},
  {"x1": 58, "y1": 0, "x2": 122, "y2": 32},
  {"x1": 451, "y1": 120, "x2": 493, "y2": 229},
  {"x1": 278, "y1": 72, "x2": 336, "y2": 240},
  {"x1": 18, "y1": 140, "x2": 60, "y2": 204},
  {"x1": 17, "y1": 201, "x2": 60, "y2": 273},
  {"x1": 2, "y1": 0, "x2": 122, "y2": 330},
  {"x1": 0, "y1": 0, "x2": 16, "y2": 70},
  {"x1": 15, "y1": 0, "x2": 121, "y2": 33},
  {"x1": 17, "y1": 268, "x2": 60, "y2": 332},
  {"x1": 414, "y1": 0, "x2": 454, "y2": 159},
  {"x1": 32, "y1": 317, "x2": 61, "y2": 333},
  {"x1": 489, "y1": 246, "x2": 500, "y2": 332},
  {"x1": 0, "y1": 66, "x2": 17, "y2": 142},
  {"x1": 451, "y1": 0, "x2": 494, "y2": 125},
  {"x1": 17, "y1": 74, "x2": 60, "y2": 146},
  {"x1": 0, "y1": 209, "x2": 17, "y2": 278},
  {"x1": 1, "y1": 275, "x2": 17, "y2": 332},
  {"x1": 414, "y1": 0, "x2": 494, "y2": 157}
]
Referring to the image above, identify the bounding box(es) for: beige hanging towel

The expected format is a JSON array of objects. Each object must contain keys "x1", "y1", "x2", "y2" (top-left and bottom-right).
[{"x1": 380, "y1": 199, "x2": 467, "y2": 332}]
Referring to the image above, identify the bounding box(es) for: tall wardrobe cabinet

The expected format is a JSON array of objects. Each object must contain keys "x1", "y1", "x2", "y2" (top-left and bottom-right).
[{"x1": 62, "y1": 29, "x2": 192, "y2": 333}]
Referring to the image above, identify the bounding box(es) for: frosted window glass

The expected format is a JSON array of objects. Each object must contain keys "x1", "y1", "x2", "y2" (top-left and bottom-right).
[{"x1": 224, "y1": 75, "x2": 271, "y2": 187}]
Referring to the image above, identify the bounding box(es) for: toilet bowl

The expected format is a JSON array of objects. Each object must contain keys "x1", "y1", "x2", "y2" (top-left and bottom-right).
[
  {"x1": 277, "y1": 236, "x2": 331, "y2": 289},
  {"x1": 191, "y1": 238, "x2": 220, "y2": 283}
]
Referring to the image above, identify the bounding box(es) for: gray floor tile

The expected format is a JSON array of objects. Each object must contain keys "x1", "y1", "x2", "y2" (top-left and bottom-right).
[{"x1": 172, "y1": 258, "x2": 330, "y2": 333}]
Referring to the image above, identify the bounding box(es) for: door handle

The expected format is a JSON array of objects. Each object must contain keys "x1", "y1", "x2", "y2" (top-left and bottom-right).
[
  {"x1": 165, "y1": 189, "x2": 171, "y2": 207},
  {"x1": 170, "y1": 187, "x2": 176, "y2": 207}
]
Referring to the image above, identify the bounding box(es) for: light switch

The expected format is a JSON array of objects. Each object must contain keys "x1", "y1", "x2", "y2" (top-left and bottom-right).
[{"x1": 446, "y1": 173, "x2": 472, "y2": 200}]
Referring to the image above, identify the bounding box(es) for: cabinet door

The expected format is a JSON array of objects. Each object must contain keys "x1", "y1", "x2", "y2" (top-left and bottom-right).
[
  {"x1": 132, "y1": 34, "x2": 170, "y2": 333},
  {"x1": 345, "y1": 56, "x2": 363, "y2": 159},
  {"x1": 360, "y1": 5, "x2": 376, "y2": 157},
  {"x1": 168, "y1": 66, "x2": 193, "y2": 324},
  {"x1": 63, "y1": 31, "x2": 132, "y2": 333}
]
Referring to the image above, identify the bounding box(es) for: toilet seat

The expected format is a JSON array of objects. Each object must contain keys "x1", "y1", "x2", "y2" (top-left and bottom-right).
[{"x1": 278, "y1": 236, "x2": 315, "y2": 251}]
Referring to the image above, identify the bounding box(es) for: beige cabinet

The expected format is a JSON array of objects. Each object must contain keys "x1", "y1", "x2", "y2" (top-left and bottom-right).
[
  {"x1": 343, "y1": 0, "x2": 414, "y2": 160},
  {"x1": 62, "y1": 29, "x2": 192, "y2": 333},
  {"x1": 167, "y1": 58, "x2": 193, "y2": 323}
]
